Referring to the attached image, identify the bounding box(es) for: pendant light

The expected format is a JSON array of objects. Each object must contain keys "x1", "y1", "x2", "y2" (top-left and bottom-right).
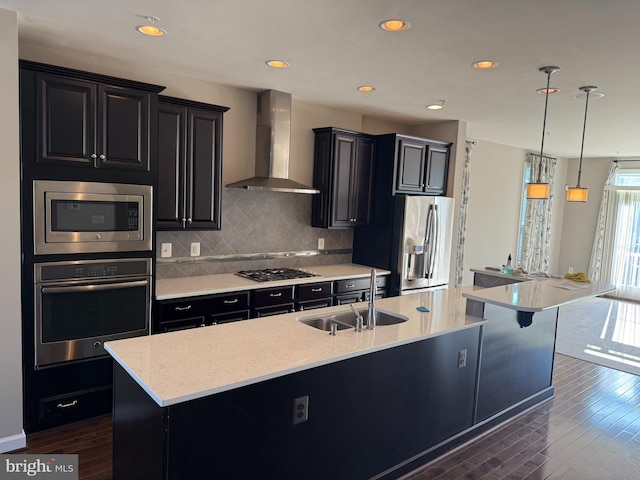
[
  {"x1": 566, "y1": 86, "x2": 597, "y2": 202},
  {"x1": 526, "y1": 66, "x2": 560, "y2": 200}
]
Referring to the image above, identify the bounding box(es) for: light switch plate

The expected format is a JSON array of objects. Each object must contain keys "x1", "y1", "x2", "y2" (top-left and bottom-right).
[
  {"x1": 318, "y1": 238, "x2": 325, "y2": 250},
  {"x1": 160, "y1": 243, "x2": 172, "y2": 258},
  {"x1": 190, "y1": 242, "x2": 200, "y2": 257}
]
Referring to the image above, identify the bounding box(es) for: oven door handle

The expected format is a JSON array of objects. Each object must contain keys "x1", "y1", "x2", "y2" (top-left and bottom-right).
[{"x1": 41, "y1": 280, "x2": 149, "y2": 294}]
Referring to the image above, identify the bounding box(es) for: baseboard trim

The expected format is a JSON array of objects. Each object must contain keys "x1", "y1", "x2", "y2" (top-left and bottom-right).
[{"x1": 0, "y1": 430, "x2": 27, "y2": 453}]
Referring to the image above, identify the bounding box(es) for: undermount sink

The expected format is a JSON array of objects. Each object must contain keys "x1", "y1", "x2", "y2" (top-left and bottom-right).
[{"x1": 297, "y1": 307, "x2": 409, "y2": 332}]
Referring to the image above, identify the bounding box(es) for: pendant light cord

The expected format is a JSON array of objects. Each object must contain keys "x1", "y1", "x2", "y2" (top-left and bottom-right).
[
  {"x1": 576, "y1": 89, "x2": 591, "y2": 188},
  {"x1": 536, "y1": 70, "x2": 553, "y2": 183}
]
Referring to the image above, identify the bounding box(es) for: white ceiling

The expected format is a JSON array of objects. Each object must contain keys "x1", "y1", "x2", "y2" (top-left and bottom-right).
[{"x1": 3, "y1": 0, "x2": 640, "y2": 159}]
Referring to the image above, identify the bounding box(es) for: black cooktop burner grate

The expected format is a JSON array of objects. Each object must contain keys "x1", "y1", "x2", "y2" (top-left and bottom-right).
[{"x1": 235, "y1": 268, "x2": 318, "y2": 282}]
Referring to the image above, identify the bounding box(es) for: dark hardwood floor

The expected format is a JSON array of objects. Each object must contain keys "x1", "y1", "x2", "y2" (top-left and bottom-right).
[{"x1": 16, "y1": 354, "x2": 640, "y2": 480}]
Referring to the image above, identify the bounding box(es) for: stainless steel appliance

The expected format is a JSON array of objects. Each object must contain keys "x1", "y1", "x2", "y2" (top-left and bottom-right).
[
  {"x1": 33, "y1": 180, "x2": 152, "y2": 255},
  {"x1": 352, "y1": 195, "x2": 455, "y2": 296},
  {"x1": 34, "y1": 258, "x2": 152, "y2": 368},
  {"x1": 399, "y1": 196, "x2": 455, "y2": 294},
  {"x1": 236, "y1": 268, "x2": 318, "y2": 282}
]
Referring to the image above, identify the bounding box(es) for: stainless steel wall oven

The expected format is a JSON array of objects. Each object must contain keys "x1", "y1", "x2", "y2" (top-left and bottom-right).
[{"x1": 34, "y1": 258, "x2": 152, "y2": 368}]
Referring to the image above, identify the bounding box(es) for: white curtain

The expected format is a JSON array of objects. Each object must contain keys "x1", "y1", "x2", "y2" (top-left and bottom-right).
[
  {"x1": 588, "y1": 160, "x2": 619, "y2": 282},
  {"x1": 520, "y1": 153, "x2": 556, "y2": 273},
  {"x1": 454, "y1": 140, "x2": 474, "y2": 287},
  {"x1": 601, "y1": 189, "x2": 640, "y2": 300}
]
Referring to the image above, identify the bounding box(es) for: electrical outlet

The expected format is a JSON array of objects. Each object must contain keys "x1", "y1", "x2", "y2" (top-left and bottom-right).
[
  {"x1": 293, "y1": 395, "x2": 309, "y2": 425},
  {"x1": 190, "y1": 242, "x2": 200, "y2": 257},
  {"x1": 458, "y1": 349, "x2": 467, "y2": 368},
  {"x1": 568, "y1": 267, "x2": 574, "y2": 274},
  {"x1": 160, "y1": 243, "x2": 172, "y2": 258},
  {"x1": 318, "y1": 238, "x2": 325, "y2": 250}
]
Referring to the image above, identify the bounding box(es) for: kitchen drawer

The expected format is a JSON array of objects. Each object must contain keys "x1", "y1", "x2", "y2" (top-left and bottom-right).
[
  {"x1": 252, "y1": 286, "x2": 294, "y2": 307},
  {"x1": 158, "y1": 298, "x2": 210, "y2": 321},
  {"x1": 39, "y1": 385, "x2": 111, "y2": 422},
  {"x1": 335, "y1": 293, "x2": 365, "y2": 305},
  {"x1": 297, "y1": 298, "x2": 333, "y2": 311},
  {"x1": 208, "y1": 292, "x2": 250, "y2": 314},
  {"x1": 296, "y1": 282, "x2": 333, "y2": 300},
  {"x1": 158, "y1": 316, "x2": 206, "y2": 333},
  {"x1": 335, "y1": 277, "x2": 370, "y2": 293},
  {"x1": 253, "y1": 304, "x2": 295, "y2": 317},
  {"x1": 209, "y1": 310, "x2": 250, "y2": 325}
]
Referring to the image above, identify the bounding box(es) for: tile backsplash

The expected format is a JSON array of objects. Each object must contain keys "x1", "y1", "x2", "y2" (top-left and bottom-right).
[{"x1": 156, "y1": 188, "x2": 353, "y2": 279}]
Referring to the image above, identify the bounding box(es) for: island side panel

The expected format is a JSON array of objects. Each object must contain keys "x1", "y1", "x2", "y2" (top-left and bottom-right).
[
  {"x1": 476, "y1": 304, "x2": 557, "y2": 422},
  {"x1": 113, "y1": 363, "x2": 167, "y2": 480},
  {"x1": 160, "y1": 326, "x2": 481, "y2": 480}
]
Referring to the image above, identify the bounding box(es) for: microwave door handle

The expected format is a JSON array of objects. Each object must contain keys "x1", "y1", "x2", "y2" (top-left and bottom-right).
[{"x1": 41, "y1": 280, "x2": 149, "y2": 294}]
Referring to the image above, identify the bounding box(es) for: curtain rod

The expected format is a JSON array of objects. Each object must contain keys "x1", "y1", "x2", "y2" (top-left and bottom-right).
[{"x1": 527, "y1": 152, "x2": 556, "y2": 161}]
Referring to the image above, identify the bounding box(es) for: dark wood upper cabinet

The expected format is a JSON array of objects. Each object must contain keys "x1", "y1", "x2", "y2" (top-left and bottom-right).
[
  {"x1": 20, "y1": 60, "x2": 164, "y2": 183},
  {"x1": 156, "y1": 96, "x2": 229, "y2": 230},
  {"x1": 312, "y1": 127, "x2": 374, "y2": 228},
  {"x1": 377, "y1": 133, "x2": 451, "y2": 196}
]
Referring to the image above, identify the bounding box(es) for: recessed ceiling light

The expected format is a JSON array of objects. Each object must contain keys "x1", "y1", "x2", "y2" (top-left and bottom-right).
[
  {"x1": 536, "y1": 87, "x2": 560, "y2": 94},
  {"x1": 136, "y1": 16, "x2": 166, "y2": 37},
  {"x1": 379, "y1": 19, "x2": 410, "y2": 32},
  {"x1": 426, "y1": 100, "x2": 445, "y2": 110},
  {"x1": 358, "y1": 85, "x2": 376, "y2": 92},
  {"x1": 472, "y1": 60, "x2": 499, "y2": 69},
  {"x1": 266, "y1": 60, "x2": 290, "y2": 69}
]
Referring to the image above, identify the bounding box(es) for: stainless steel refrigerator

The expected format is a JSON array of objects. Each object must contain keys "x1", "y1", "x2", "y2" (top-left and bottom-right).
[
  {"x1": 352, "y1": 195, "x2": 455, "y2": 296},
  {"x1": 398, "y1": 196, "x2": 455, "y2": 294}
]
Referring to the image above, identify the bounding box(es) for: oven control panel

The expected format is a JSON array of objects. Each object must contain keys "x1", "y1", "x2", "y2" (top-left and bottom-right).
[{"x1": 36, "y1": 258, "x2": 151, "y2": 282}]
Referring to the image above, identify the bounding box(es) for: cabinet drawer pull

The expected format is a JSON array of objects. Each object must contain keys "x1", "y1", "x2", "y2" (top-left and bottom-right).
[
  {"x1": 269, "y1": 293, "x2": 283, "y2": 298},
  {"x1": 56, "y1": 400, "x2": 78, "y2": 409},
  {"x1": 345, "y1": 284, "x2": 355, "y2": 288},
  {"x1": 311, "y1": 288, "x2": 323, "y2": 292},
  {"x1": 223, "y1": 298, "x2": 239, "y2": 304},
  {"x1": 175, "y1": 305, "x2": 192, "y2": 311}
]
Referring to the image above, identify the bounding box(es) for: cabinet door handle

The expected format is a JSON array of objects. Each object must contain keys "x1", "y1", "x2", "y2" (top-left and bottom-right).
[
  {"x1": 175, "y1": 305, "x2": 192, "y2": 311},
  {"x1": 181, "y1": 218, "x2": 186, "y2": 228},
  {"x1": 311, "y1": 288, "x2": 323, "y2": 292},
  {"x1": 269, "y1": 292, "x2": 283, "y2": 297},
  {"x1": 90, "y1": 153, "x2": 97, "y2": 159},
  {"x1": 187, "y1": 218, "x2": 192, "y2": 224},
  {"x1": 56, "y1": 400, "x2": 78, "y2": 409},
  {"x1": 99, "y1": 154, "x2": 106, "y2": 160},
  {"x1": 223, "y1": 298, "x2": 239, "y2": 304}
]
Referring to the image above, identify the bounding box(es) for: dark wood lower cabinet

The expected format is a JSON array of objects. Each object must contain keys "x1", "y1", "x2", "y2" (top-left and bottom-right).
[{"x1": 113, "y1": 326, "x2": 482, "y2": 480}]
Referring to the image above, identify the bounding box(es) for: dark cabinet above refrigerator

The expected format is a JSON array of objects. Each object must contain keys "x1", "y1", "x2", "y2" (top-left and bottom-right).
[{"x1": 376, "y1": 133, "x2": 451, "y2": 197}]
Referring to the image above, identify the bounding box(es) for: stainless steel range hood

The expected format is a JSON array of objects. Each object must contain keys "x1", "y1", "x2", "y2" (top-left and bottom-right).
[{"x1": 226, "y1": 90, "x2": 319, "y2": 194}]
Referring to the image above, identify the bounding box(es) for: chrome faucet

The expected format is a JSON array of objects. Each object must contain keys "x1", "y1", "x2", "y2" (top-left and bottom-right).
[
  {"x1": 367, "y1": 269, "x2": 377, "y2": 330},
  {"x1": 349, "y1": 304, "x2": 364, "y2": 332}
]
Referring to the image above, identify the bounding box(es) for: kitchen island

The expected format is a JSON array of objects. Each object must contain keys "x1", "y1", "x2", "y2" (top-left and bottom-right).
[{"x1": 106, "y1": 280, "x2": 614, "y2": 480}]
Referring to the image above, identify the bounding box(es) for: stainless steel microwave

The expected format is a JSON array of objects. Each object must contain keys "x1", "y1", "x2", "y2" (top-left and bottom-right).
[{"x1": 33, "y1": 180, "x2": 153, "y2": 255}]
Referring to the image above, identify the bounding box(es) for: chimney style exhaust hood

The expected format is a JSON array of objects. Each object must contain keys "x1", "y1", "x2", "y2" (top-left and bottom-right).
[{"x1": 226, "y1": 90, "x2": 319, "y2": 194}]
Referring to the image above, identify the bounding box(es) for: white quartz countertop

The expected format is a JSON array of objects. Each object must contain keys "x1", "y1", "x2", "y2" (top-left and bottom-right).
[
  {"x1": 155, "y1": 263, "x2": 391, "y2": 300},
  {"x1": 463, "y1": 278, "x2": 615, "y2": 312},
  {"x1": 105, "y1": 287, "x2": 483, "y2": 407}
]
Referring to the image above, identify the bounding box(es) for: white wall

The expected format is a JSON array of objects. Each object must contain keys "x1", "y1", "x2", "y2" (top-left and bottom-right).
[
  {"x1": 0, "y1": 8, "x2": 26, "y2": 452},
  {"x1": 558, "y1": 157, "x2": 615, "y2": 274},
  {"x1": 460, "y1": 139, "x2": 567, "y2": 286}
]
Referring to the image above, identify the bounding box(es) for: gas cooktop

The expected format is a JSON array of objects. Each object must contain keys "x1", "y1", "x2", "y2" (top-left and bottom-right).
[{"x1": 235, "y1": 268, "x2": 318, "y2": 282}]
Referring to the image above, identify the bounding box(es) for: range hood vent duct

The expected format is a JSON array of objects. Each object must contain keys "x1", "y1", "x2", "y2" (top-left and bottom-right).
[{"x1": 226, "y1": 90, "x2": 319, "y2": 194}]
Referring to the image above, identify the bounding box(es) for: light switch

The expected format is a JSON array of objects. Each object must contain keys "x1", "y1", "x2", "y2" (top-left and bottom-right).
[{"x1": 190, "y1": 242, "x2": 201, "y2": 257}]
